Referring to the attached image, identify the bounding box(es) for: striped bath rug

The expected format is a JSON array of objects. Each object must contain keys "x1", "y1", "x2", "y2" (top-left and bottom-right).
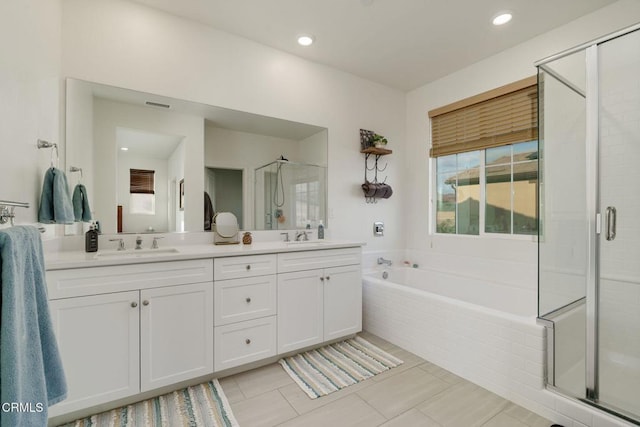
[
  {"x1": 59, "y1": 379, "x2": 238, "y2": 427},
  {"x1": 278, "y1": 336, "x2": 403, "y2": 399}
]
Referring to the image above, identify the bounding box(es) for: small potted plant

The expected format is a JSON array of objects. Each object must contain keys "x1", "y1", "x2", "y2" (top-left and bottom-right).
[{"x1": 372, "y1": 133, "x2": 388, "y2": 148}]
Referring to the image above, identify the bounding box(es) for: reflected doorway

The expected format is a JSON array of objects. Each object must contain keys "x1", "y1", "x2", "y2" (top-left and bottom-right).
[{"x1": 204, "y1": 167, "x2": 244, "y2": 229}]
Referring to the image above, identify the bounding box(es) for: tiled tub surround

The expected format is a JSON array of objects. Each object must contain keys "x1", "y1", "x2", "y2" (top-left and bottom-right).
[{"x1": 363, "y1": 266, "x2": 637, "y2": 427}]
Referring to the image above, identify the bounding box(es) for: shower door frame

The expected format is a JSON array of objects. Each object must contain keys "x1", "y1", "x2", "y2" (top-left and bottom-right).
[{"x1": 536, "y1": 22, "x2": 640, "y2": 424}]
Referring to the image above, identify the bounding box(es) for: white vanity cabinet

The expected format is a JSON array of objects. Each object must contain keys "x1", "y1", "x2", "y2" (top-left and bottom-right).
[
  {"x1": 277, "y1": 248, "x2": 362, "y2": 354},
  {"x1": 48, "y1": 291, "x2": 140, "y2": 415},
  {"x1": 213, "y1": 255, "x2": 278, "y2": 371},
  {"x1": 46, "y1": 259, "x2": 214, "y2": 416}
]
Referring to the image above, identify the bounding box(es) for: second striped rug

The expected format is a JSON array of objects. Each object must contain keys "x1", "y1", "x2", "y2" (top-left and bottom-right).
[{"x1": 278, "y1": 336, "x2": 403, "y2": 399}]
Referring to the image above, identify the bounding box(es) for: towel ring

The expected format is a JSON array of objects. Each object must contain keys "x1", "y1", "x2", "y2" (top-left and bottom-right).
[
  {"x1": 69, "y1": 166, "x2": 83, "y2": 182},
  {"x1": 37, "y1": 139, "x2": 58, "y2": 168}
]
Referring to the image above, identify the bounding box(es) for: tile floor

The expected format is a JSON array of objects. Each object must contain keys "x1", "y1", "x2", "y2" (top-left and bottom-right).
[{"x1": 219, "y1": 331, "x2": 553, "y2": 427}]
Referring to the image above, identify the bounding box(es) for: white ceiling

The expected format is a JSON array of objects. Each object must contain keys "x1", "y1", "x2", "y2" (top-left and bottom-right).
[{"x1": 129, "y1": 0, "x2": 617, "y2": 91}]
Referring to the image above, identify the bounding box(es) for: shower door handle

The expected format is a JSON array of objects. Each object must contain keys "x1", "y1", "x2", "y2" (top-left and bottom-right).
[{"x1": 605, "y1": 206, "x2": 617, "y2": 241}]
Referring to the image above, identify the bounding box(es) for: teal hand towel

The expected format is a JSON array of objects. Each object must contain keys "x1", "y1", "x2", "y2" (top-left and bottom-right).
[
  {"x1": 38, "y1": 167, "x2": 74, "y2": 224},
  {"x1": 72, "y1": 184, "x2": 92, "y2": 222},
  {"x1": 0, "y1": 226, "x2": 67, "y2": 427}
]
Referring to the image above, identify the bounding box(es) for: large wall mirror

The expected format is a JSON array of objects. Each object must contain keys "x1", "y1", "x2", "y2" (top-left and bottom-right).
[{"x1": 65, "y1": 78, "x2": 328, "y2": 235}]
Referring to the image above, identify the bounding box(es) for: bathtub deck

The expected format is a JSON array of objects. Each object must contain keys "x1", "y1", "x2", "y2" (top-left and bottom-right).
[{"x1": 218, "y1": 331, "x2": 552, "y2": 427}]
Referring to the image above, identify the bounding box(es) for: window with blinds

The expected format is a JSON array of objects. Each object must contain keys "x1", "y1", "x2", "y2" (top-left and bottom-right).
[
  {"x1": 430, "y1": 76, "x2": 538, "y2": 237},
  {"x1": 429, "y1": 76, "x2": 537, "y2": 157},
  {"x1": 130, "y1": 169, "x2": 155, "y2": 194}
]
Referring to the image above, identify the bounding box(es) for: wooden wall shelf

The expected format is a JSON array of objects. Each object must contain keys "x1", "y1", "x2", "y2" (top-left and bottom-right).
[{"x1": 360, "y1": 147, "x2": 392, "y2": 156}]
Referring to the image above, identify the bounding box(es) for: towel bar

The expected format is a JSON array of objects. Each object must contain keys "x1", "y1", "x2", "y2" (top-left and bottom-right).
[{"x1": 0, "y1": 200, "x2": 30, "y2": 226}]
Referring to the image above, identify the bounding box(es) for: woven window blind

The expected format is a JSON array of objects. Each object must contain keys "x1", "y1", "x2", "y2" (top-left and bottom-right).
[
  {"x1": 130, "y1": 169, "x2": 155, "y2": 194},
  {"x1": 429, "y1": 76, "x2": 538, "y2": 157}
]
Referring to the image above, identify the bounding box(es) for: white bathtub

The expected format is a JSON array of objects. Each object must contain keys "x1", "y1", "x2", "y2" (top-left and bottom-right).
[
  {"x1": 362, "y1": 266, "x2": 547, "y2": 417},
  {"x1": 364, "y1": 266, "x2": 535, "y2": 316}
]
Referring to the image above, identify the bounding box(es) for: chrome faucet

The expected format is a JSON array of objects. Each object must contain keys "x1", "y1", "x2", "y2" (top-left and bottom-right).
[
  {"x1": 151, "y1": 236, "x2": 164, "y2": 249},
  {"x1": 377, "y1": 257, "x2": 392, "y2": 266},
  {"x1": 280, "y1": 232, "x2": 290, "y2": 242},
  {"x1": 109, "y1": 238, "x2": 125, "y2": 251},
  {"x1": 295, "y1": 230, "x2": 309, "y2": 241},
  {"x1": 135, "y1": 236, "x2": 143, "y2": 250}
]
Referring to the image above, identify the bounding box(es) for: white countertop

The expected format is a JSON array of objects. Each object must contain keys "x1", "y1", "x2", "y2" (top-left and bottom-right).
[{"x1": 44, "y1": 240, "x2": 365, "y2": 270}]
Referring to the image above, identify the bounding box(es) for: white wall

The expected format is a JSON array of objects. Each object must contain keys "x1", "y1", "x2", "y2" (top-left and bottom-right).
[
  {"x1": 0, "y1": 0, "x2": 61, "y2": 229},
  {"x1": 404, "y1": 0, "x2": 640, "y2": 311},
  {"x1": 61, "y1": 0, "x2": 406, "y2": 251}
]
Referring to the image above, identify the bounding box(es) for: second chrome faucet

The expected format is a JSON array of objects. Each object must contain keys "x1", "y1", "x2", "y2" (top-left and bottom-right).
[{"x1": 377, "y1": 257, "x2": 392, "y2": 266}]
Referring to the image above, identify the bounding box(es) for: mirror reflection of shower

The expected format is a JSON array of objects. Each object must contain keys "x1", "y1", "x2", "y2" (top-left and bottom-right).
[{"x1": 255, "y1": 158, "x2": 327, "y2": 230}]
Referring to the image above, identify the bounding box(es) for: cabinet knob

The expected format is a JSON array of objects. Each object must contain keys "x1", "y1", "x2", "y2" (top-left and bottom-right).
[
  {"x1": 143, "y1": 300, "x2": 150, "y2": 306},
  {"x1": 245, "y1": 297, "x2": 251, "y2": 303},
  {"x1": 326, "y1": 276, "x2": 330, "y2": 281},
  {"x1": 245, "y1": 338, "x2": 251, "y2": 345},
  {"x1": 246, "y1": 264, "x2": 251, "y2": 271},
  {"x1": 320, "y1": 277, "x2": 325, "y2": 282},
  {"x1": 131, "y1": 302, "x2": 138, "y2": 308}
]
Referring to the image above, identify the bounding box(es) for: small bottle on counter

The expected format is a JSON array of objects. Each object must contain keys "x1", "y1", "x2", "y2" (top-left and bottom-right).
[
  {"x1": 85, "y1": 224, "x2": 99, "y2": 253},
  {"x1": 317, "y1": 220, "x2": 324, "y2": 240}
]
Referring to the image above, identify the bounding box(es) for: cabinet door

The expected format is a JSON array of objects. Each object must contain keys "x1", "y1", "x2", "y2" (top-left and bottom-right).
[
  {"x1": 323, "y1": 264, "x2": 362, "y2": 341},
  {"x1": 48, "y1": 291, "x2": 140, "y2": 416},
  {"x1": 140, "y1": 282, "x2": 214, "y2": 392},
  {"x1": 277, "y1": 269, "x2": 324, "y2": 353}
]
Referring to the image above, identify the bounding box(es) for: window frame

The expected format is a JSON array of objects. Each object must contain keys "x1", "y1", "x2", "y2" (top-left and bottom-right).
[{"x1": 431, "y1": 141, "x2": 537, "y2": 240}]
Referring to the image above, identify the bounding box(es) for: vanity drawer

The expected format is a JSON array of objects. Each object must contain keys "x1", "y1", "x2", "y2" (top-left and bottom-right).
[
  {"x1": 47, "y1": 259, "x2": 214, "y2": 299},
  {"x1": 214, "y1": 254, "x2": 276, "y2": 280},
  {"x1": 214, "y1": 275, "x2": 276, "y2": 326},
  {"x1": 277, "y1": 247, "x2": 361, "y2": 273},
  {"x1": 214, "y1": 316, "x2": 276, "y2": 371}
]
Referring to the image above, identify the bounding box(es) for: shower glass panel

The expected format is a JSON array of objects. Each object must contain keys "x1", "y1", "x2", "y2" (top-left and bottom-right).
[
  {"x1": 597, "y1": 29, "x2": 640, "y2": 418},
  {"x1": 537, "y1": 49, "x2": 588, "y2": 397},
  {"x1": 539, "y1": 24, "x2": 640, "y2": 424},
  {"x1": 538, "y1": 49, "x2": 588, "y2": 316}
]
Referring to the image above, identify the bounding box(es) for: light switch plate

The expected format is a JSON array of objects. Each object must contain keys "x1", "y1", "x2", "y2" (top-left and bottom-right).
[{"x1": 373, "y1": 221, "x2": 384, "y2": 236}]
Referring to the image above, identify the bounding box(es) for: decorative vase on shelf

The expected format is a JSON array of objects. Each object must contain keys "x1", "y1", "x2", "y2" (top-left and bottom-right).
[
  {"x1": 374, "y1": 143, "x2": 386, "y2": 149},
  {"x1": 242, "y1": 232, "x2": 252, "y2": 244}
]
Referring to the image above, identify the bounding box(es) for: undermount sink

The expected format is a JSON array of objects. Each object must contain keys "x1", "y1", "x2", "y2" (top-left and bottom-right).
[
  {"x1": 285, "y1": 240, "x2": 333, "y2": 246},
  {"x1": 94, "y1": 247, "x2": 180, "y2": 259}
]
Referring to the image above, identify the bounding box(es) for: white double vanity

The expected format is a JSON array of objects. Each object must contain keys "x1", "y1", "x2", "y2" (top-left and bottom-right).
[{"x1": 45, "y1": 240, "x2": 363, "y2": 420}]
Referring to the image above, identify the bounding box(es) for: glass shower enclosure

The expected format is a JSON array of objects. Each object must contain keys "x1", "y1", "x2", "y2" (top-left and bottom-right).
[{"x1": 538, "y1": 24, "x2": 640, "y2": 424}]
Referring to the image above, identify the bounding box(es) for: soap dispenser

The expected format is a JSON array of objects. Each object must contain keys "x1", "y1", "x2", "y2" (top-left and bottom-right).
[
  {"x1": 85, "y1": 224, "x2": 99, "y2": 253},
  {"x1": 317, "y1": 220, "x2": 324, "y2": 240}
]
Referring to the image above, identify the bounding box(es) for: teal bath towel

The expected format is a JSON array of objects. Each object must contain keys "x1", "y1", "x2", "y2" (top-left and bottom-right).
[
  {"x1": 0, "y1": 226, "x2": 67, "y2": 427},
  {"x1": 72, "y1": 184, "x2": 92, "y2": 222},
  {"x1": 38, "y1": 167, "x2": 74, "y2": 224}
]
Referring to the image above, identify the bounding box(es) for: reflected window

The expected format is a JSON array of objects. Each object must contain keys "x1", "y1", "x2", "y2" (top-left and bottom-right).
[
  {"x1": 295, "y1": 180, "x2": 320, "y2": 228},
  {"x1": 130, "y1": 168, "x2": 155, "y2": 215}
]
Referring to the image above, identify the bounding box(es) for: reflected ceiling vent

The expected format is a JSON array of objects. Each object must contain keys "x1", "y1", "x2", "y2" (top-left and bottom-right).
[{"x1": 145, "y1": 101, "x2": 171, "y2": 108}]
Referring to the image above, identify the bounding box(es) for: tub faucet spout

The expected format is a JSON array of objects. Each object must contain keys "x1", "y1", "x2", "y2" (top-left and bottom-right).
[{"x1": 377, "y1": 257, "x2": 392, "y2": 266}]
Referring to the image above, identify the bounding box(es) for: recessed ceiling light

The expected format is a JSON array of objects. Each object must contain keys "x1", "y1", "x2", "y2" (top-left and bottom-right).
[
  {"x1": 492, "y1": 12, "x2": 512, "y2": 26},
  {"x1": 297, "y1": 35, "x2": 315, "y2": 46},
  {"x1": 120, "y1": 147, "x2": 129, "y2": 151}
]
